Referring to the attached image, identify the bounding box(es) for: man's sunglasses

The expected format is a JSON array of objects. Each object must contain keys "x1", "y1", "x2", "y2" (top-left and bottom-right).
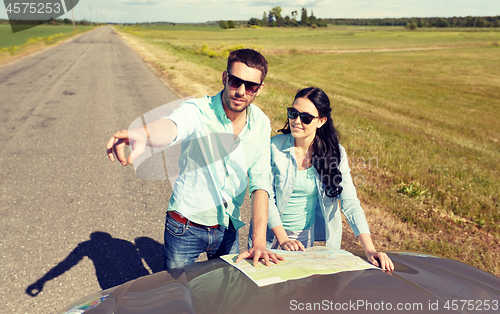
[
  {"x1": 226, "y1": 73, "x2": 262, "y2": 94},
  {"x1": 287, "y1": 107, "x2": 318, "y2": 125}
]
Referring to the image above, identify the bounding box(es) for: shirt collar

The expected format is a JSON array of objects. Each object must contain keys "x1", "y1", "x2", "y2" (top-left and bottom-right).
[
  {"x1": 213, "y1": 90, "x2": 252, "y2": 129},
  {"x1": 212, "y1": 91, "x2": 229, "y2": 123},
  {"x1": 282, "y1": 133, "x2": 296, "y2": 155}
]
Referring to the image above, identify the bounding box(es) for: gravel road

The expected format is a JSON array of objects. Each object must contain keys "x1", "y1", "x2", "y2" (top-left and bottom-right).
[{"x1": 0, "y1": 26, "x2": 252, "y2": 313}]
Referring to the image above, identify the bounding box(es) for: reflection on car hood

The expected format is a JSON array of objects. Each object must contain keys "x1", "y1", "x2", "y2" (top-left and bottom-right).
[{"x1": 85, "y1": 251, "x2": 500, "y2": 314}]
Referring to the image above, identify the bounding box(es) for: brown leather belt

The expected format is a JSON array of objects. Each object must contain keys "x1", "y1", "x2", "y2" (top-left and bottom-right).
[{"x1": 168, "y1": 211, "x2": 219, "y2": 229}]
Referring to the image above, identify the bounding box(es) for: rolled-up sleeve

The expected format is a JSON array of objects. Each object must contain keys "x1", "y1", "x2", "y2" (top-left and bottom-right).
[
  {"x1": 338, "y1": 145, "x2": 370, "y2": 237},
  {"x1": 248, "y1": 122, "x2": 272, "y2": 197},
  {"x1": 267, "y1": 170, "x2": 282, "y2": 229},
  {"x1": 163, "y1": 102, "x2": 200, "y2": 145}
]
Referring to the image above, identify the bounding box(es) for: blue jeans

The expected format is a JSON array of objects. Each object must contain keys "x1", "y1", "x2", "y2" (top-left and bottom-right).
[{"x1": 164, "y1": 213, "x2": 239, "y2": 270}]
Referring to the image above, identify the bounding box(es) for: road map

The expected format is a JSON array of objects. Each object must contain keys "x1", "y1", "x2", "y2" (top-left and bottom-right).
[{"x1": 221, "y1": 247, "x2": 379, "y2": 287}]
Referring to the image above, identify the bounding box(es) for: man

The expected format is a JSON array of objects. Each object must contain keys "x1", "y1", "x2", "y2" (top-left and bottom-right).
[{"x1": 106, "y1": 49, "x2": 282, "y2": 269}]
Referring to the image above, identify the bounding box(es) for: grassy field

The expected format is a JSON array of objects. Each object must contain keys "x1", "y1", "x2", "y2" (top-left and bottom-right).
[
  {"x1": 114, "y1": 25, "x2": 499, "y2": 275},
  {"x1": 1, "y1": 25, "x2": 77, "y2": 47},
  {"x1": 0, "y1": 25, "x2": 96, "y2": 62},
  {"x1": 128, "y1": 24, "x2": 500, "y2": 51}
]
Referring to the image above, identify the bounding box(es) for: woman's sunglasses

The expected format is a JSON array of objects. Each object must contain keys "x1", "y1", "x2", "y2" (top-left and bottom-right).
[
  {"x1": 226, "y1": 72, "x2": 262, "y2": 95},
  {"x1": 287, "y1": 107, "x2": 318, "y2": 125}
]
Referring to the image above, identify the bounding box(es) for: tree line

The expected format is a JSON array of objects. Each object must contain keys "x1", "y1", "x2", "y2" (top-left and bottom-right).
[
  {"x1": 223, "y1": 7, "x2": 328, "y2": 29},
  {"x1": 219, "y1": 7, "x2": 500, "y2": 29},
  {"x1": 327, "y1": 16, "x2": 500, "y2": 29}
]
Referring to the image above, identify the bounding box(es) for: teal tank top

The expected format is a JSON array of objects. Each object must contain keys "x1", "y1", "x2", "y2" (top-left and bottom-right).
[{"x1": 281, "y1": 167, "x2": 318, "y2": 232}]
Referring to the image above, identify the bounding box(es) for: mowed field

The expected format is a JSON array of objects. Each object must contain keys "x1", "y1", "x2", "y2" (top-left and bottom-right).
[{"x1": 113, "y1": 24, "x2": 500, "y2": 276}]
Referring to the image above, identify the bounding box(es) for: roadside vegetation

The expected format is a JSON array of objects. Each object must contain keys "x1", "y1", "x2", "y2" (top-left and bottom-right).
[
  {"x1": 119, "y1": 25, "x2": 499, "y2": 275},
  {"x1": 0, "y1": 24, "x2": 97, "y2": 64}
]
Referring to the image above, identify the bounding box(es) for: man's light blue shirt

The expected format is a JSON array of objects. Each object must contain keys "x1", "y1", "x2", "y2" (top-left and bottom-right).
[{"x1": 164, "y1": 91, "x2": 271, "y2": 230}]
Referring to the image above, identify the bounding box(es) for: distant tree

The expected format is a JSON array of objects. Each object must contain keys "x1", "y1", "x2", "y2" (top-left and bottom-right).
[
  {"x1": 227, "y1": 20, "x2": 235, "y2": 29},
  {"x1": 268, "y1": 11, "x2": 275, "y2": 24},
  {"x1": 271, "y1": 6, "x2": 282, "y2": 20},
  {"x1": 262, "y1": 11, "x2": 268, "y2": 26},
  {"x1": 317, "y1": 18, "x2": 328, "y2": 27},
  {"x1": 309, "y1": 10, "x2": 318, "y2": 27},
  {"x1": 405, "y1": 22, "x2": 417, "y2": 30},
  {"x1": 277, "y1": 16, "x2": 285, "y2": 27},
  {"x1": 463, "y1": 17, "x2": 472, "y2": 26},
  {"x1": 284, "y1": 15, "x2": 291, "y2": 27},
  {"x1": 301, "y1": 8, "x2": 309, "y2": 26},
  {"x1": 248, "y1": 17, "x2": 262, "y2": 27},
  {"x1": 476, "y1": 17, "x2": 486, "y2": 27},
  {"x1": 268, "y1": 7, "x2": 285, "y2": 27},
  {"x1": 493, "y1": 19, "x2": 500, "y2": 28},
  {"x1": 417, "y1": 19, "x2": 424, "y2": 28},
  {"x1": 436, "y1": 18, "x2": 449, "y2": 27},
  {"x1": 219, "y1": 20, "x2": 228, "y2": 29},
  {"x1": 290, "y1": 10, "x2": 299, "y2": 27}
]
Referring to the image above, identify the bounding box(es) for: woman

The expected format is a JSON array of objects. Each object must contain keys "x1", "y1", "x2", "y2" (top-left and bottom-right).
[{"x1": 254, "y1": 87, "x2": 393, "y2": 270}]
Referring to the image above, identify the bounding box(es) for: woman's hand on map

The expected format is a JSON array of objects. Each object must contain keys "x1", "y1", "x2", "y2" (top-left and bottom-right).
[
  {"x1": 357, "y1": 233, "x2": 394, "y2": 272},
  {"x1": 280, "y1": 240, "x2": 306, "y2": 252},
  {"x1": 366, "y1": 251, "x2": 394, "y2": 272}
]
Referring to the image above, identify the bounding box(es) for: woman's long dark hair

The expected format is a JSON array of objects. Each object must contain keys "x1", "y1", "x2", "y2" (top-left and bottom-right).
[{"x1": 279, "y1": 87, "x2": 343, "y2": 199}]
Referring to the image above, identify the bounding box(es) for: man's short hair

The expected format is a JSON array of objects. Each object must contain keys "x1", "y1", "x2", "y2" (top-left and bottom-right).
[{"x1": 227, "y1": 49, "x2": 268, "y2": 83}]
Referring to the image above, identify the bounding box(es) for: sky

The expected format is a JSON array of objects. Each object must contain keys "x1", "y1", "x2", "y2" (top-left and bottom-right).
[{"x1": 1, "y1": 0, "x2": 499, "y2": 24}]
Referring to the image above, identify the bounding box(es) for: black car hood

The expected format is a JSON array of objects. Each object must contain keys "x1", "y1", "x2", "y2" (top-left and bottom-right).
[{"x1": 87, "y1": 251, "x2": 500, "y2": 314}]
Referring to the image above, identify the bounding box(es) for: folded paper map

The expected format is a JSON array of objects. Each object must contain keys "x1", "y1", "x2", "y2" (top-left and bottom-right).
[{"x1": 221, "y1": 247, "x2": 379, "y2": 287}]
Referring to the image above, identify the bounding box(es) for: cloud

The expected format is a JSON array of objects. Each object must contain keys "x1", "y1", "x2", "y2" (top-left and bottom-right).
[
  {"x1": 180, "y1": 0, "x2": 244, "y2": 3},
  {"x1": 117, "y1": 0, "x2": 158, "y2": 5},
  {"x1": 248, "y1": 0, "x2": 328, "y2": 7},
  {"x1": 178, "y1": 0, "x2": 328, "y2": 6}
]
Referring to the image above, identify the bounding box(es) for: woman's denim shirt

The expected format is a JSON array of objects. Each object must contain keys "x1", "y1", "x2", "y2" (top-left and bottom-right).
[{"x1": 249, "y1": 133, "x2": 370, "y2": 249}]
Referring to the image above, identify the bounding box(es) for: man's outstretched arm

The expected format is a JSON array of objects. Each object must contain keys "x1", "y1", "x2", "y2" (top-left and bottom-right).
[
  {"x1": 106, "y1": 118, "x2": 177, "y2": 166},
  {"x1": 235, "y1": 189, "x2": 284, "y2": 266}
]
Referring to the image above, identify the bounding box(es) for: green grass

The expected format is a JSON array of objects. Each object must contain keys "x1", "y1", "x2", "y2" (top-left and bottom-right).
[
  {"x1": 115, "y1": 25, "x2": 500, "y2": 274},
  {"x1": 128, "y1": 25, "x2": 500, "y2": 52},
  {"x1": 0, "y1": 25, "x2": 97, "y2": 59},
  {"x1": 0, "y1": 24, "x2": 90, "y2": 48},
  {"x1": 267, "y1": 47, "x2": 499, "y2": 230}
]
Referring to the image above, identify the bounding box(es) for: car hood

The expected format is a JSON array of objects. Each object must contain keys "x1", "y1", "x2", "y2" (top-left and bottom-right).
[{"x1": 86, "y1": 251, "x2": 500, "y2": 314}]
